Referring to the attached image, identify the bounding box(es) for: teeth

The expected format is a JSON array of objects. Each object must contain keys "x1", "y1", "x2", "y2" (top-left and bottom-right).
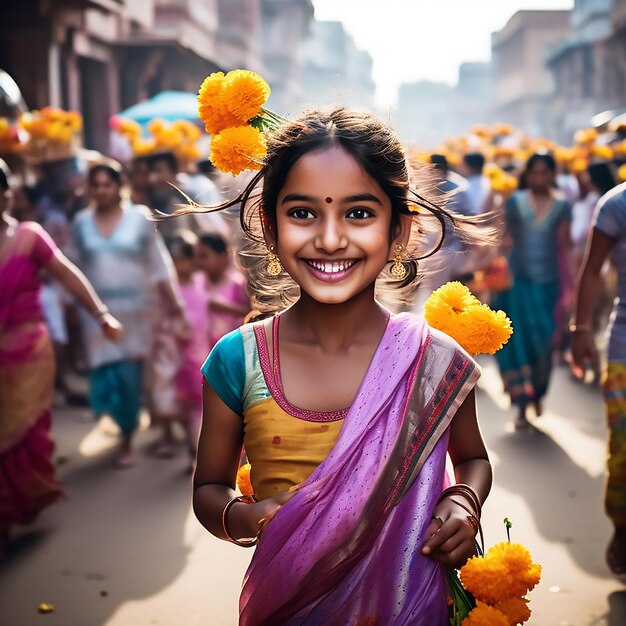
[{"x1": 307, "y1": 260, "x2": 356, "y2": 273}]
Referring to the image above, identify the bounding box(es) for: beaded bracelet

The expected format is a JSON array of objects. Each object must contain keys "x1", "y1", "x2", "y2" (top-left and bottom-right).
[{"x1": 221, "y1": 494, "x2": 258, "y2": 547}]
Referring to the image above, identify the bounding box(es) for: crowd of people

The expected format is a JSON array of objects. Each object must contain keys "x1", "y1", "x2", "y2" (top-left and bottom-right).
[
  {"x1": 0, "y1": 141, "x2": 250, "y2": 558},
  {"x1": 1, "y1": 97, "x2": 626, "y2": 621}
]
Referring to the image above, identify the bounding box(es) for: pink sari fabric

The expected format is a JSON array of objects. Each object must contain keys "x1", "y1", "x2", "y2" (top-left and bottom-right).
[
  {"x1": 240, "y1": 313, "x2": 480, "y2": 626},
  {"x1": 0, "y1": 222, "x2": 65, "y2": 530}
]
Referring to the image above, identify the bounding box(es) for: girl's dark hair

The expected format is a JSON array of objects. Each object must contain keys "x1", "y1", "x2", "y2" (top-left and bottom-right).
[
  {"x1": 198, "y1": 232, "x2": 228, "y2": 254},
  {"x1": 588, "y1": 162, "x2": 617, "y2": 196},
  {"x1": 166, "y1": 229, "x2": 197, "y2": 260},
  {"x1": 88, "y1": 164, "x2": 122, "y2": 186},
  {"x1": 172, "y1": 107, "x2": 495, "y2": 313}
]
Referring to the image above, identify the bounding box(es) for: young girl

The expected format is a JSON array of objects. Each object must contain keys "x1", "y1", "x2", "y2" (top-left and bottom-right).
[
  {"x1": 190, "y1": 108, "x2": 492, "y2": 625},
  {"x1": 160, "y1": 230, "x2": 210, "y2": 468},
  {"x1": 194, "y1": 232, "x2": 250, "y2": 349}
]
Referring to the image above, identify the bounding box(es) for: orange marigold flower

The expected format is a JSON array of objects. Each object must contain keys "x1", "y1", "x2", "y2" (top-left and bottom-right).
[
  {"x1": 222, "y1": 69, "x2": 271, "y2": 125},
  {"x1": 237, "y1": 463, "x2": 254, "y2": 496},
  {"x1": 424, "y1": 281, "x2": 480, "y2": 336},
  {"x1": 197, "y1": 72, "x2": 241, "y2": 135},
  {"x1": 488, "y1": 542, "x2": 532, "y2": 574},
  {"x1": 460, "y1": 555, "x2": 512, "y2": 605},
  {"x1": 461, "y1": 602, "x2": 509, "y2": 626},
  {"x1": 495, "y1": 597, "x2": 531, "y2": 625},
  {"x1": 456, "y1": 305, "x2": 513, "y2": 355},
  {"x1": 210, "y1": 125, "x2": 267, "y2": 176}
]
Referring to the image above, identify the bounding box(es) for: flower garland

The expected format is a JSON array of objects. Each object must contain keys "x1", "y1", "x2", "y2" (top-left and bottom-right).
[
  {"x1": 197, "y1": 69, "x2": 284, "y2": 176},
  {"x1": 424, "y1": 282, "x2": 513, "y2": 355}
]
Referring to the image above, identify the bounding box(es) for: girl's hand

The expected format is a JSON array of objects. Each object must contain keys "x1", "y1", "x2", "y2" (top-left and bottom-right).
[
  {"x1": 421, "y1": 498, "x2": 478, "y2": 568},
  {"x1": 101, "y1": 313, "x2": 123, "y2": 342},
  {"x1": 570, "y1": 330, "x2": 598, "y2": 379},
  {"x1": 233, "y1": 490, "x2": 297, "y2": 540}
]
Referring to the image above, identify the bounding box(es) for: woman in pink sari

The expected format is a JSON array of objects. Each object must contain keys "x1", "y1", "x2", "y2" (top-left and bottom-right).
[
  {"x1": 190, "y1": 109, "x2": 492, "y2": 625},
  {"x1": 0, "y1": 160, "x2": 121, "y2": 557}
]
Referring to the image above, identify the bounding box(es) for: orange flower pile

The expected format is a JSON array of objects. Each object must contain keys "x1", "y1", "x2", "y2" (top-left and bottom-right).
[
  {"x1": 112, "y1": 117, "x2": 202, "y2": 163},
  {"x1": 459, "y1": 542, "x2": 541, "y2": 625},
  {"x1": 237, "y1": 463, "x2": 254, "y2": 496},
  {"x1": 0, "y1": 117, "x2": 21, "y2": 153},
  {"x1": 19, "y1": 107, "x2": 82, "y2": 144},
  {"x1": 197, "y1": 69, "x2": 276, "y2": 176},
  {"x1": 424, "y1": 282, "x2": 513, "y2": 355}
]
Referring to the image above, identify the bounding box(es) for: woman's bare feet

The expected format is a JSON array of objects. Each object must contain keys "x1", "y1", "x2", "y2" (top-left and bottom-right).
[
  {"x1": 514, "y1": 406, "x2": 530, "y2": 431},
  {"x1": 533, "y1": 398, "x2": 543, "y2": 417}
]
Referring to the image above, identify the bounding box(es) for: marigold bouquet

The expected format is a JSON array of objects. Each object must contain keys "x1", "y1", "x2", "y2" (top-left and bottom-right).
[
  {"x1": 424, "y1": 282, "x2": 512, "y2": 355},
  {"x1": 197, "y1": 69, "x2": 285, "y2": 176},
  {"x1": 448, "y1": 520, "x2": 541, "y2": 626}
]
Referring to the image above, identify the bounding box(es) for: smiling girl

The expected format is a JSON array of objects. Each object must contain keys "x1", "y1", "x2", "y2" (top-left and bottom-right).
[{"x1": 190, "y1": 108, "x2": 493, "y2": 625}]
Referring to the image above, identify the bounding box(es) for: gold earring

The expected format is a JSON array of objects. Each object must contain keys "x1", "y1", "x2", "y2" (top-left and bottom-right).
[
  {"x1": 266, "y1": 244, "x2": 282, "y2": 276},
  {"x1": 390, "y1": 243, "x2": 407, "y2": 280}
]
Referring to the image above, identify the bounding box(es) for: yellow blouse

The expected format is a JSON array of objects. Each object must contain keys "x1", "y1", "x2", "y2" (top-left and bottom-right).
[{"x1": 202, "y1": 318, "x2": 347, "y2": 501}]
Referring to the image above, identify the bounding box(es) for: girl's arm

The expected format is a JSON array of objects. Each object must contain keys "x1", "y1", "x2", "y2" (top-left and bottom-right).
[
  {"x1": 570, "y1": 227, "x2": 616, "y2": 377},
  {"x1": 46, "y1": 252, "x2": 122, "y2": 341},
  {"x1": 422, "y1": 389, "x2": 492, "y2": 567},
  {"x1": 193, "y1": 382, "x2": 294, "y2": 542}
]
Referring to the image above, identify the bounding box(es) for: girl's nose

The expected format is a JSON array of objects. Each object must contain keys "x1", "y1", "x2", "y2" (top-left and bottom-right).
[{"x1": 315, "y1": 216, "x2": 348, "y2": 253}]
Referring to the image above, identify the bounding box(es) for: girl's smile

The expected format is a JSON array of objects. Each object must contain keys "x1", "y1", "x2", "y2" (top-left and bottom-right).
[{"x1": 272, "y1": 146, "x2": 398, "y2": 304}]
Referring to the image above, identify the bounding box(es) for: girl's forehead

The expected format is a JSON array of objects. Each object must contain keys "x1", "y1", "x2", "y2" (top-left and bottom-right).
[{"x1": 280, "y1": 146, "x2": 382, "y2": 196}]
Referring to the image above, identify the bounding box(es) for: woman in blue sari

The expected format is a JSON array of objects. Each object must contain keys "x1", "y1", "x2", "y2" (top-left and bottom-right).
[{"x1": 493, "y1": 153, "x2": 573, "y2": 429}]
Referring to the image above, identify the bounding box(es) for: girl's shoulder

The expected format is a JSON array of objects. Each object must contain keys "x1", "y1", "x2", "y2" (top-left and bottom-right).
[
  {"x1": 201, "y1": 327, "x2": 247, "y2": 415},
  {"x1": 424, "y1": 324, "x2": 481, "y2": 377}
]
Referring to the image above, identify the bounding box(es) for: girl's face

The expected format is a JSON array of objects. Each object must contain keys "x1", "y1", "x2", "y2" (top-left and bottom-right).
[
  {"x1": 195, "y1": 244, "x2": 229, "y2": 277},
  {"x1": 173, "y1": 255, "x2": 195, "y2": 280},
  {"x1": 272, "y1": 146, "x2": 400, "y2": 305},
  {"x1": 525, "y1": 160, "x2": 555, "y2": 192},
  {"x1": 89, "y1": 172, "x2": 121, "y2": 208}
]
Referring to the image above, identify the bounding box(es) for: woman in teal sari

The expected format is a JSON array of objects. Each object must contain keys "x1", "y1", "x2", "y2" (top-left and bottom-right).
[{"x1": 493, "y1": 153, "x2": 573, "y2": 429}]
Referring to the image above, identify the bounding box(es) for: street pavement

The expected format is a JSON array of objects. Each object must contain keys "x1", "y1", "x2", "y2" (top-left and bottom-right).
[{"x1": 1, "y1": 359, "x2": 625, "y2": 626}]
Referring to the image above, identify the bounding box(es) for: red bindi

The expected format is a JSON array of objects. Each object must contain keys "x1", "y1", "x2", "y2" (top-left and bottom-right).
[{"x1": 325, "y1": 197, "x2": 333, "y2": 203}]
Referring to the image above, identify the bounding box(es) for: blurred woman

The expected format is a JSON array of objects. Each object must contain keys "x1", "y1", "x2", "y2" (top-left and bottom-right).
[
  {"x1": 69, "y1": 164, "x2": 185, "y2": 468},
  {"x1": 493, "y1": 153, "x2": 573, "y2": 429},
  {"x1": 0, "y1": 160, "x2": 122, "y2": 556},
  {"x1": 571, "y1": 182, "x2": 626, "y2": 580}
]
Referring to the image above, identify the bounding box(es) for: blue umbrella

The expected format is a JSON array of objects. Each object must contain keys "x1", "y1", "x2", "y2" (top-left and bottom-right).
[{"x1": 115, "y1": 91, "x2": 200, "y2": 127}]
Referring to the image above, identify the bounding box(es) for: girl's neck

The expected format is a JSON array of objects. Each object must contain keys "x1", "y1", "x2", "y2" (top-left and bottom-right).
[
  {"x1": 178, "y1": 272, "x2": 193, "y2": 285},
  {"x1": 95, "y1": 201, "x2": 122, "y2": 216},
  {"x1": 530, "y1": 188, "x2": 551, "y2": 199},
  {"x1": 207, "y1": 269, "x2": 227, "y2": 285},
  {"x1": 281, "y1": 285, "x2": 388, "y2": 352}
]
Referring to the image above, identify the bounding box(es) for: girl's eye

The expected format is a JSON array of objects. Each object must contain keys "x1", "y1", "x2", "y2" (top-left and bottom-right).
[
  {"x1": 346, "y1": 208, "x2": 374, "y2": 220},
  {"x1": 289, "y1": 208, "x2": 315, "y2": 219}
]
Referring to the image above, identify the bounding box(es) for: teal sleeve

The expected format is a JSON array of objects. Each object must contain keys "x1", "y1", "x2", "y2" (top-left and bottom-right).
[{"x1": 201, "y1": 329, "x2": 245, "y2": 416}]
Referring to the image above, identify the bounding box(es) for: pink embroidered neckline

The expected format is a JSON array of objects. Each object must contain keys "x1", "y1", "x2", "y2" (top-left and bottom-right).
[{"x1": 253, "y1": 316, "x2": 349, "y2": 422}]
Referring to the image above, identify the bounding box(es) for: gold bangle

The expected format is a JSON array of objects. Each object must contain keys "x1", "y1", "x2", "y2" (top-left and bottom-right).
[{"x1": 221, "y1": 495, "x2": 258, "y2": 547}]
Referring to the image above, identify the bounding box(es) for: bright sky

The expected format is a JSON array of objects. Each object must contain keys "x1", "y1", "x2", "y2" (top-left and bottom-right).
[{"x1": 312, "y1": 0, "x2": 574, "y2": 106}]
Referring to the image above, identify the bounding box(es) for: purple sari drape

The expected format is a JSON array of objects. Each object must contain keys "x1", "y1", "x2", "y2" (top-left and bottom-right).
[{"x1": 240, "y1": 313, "x2": 480, "y2": 626}]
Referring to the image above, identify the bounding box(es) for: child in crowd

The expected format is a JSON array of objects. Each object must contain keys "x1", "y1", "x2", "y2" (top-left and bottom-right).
[
  {"x1": 194, "y1": 232, "x2": 250, "y2": 348},
  {"x1": 161, "y1": 230, "x2": 210, "y2": 469}
]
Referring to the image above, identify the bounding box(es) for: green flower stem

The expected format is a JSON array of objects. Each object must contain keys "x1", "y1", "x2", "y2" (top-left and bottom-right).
[{"x1": 446, "y1": 567, "x2": 475, "y2": 626}]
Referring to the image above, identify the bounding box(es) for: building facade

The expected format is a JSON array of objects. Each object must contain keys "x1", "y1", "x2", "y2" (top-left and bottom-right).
[
  {"x1": 546, "y1": 0, "x2": 625, "y2": 142},
  {"x1": 491, "y1": 10, "x2": 571, "y2": 139},
  {"x1": 300, "y1": 20, "x2": 375, "y2": 111}
]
